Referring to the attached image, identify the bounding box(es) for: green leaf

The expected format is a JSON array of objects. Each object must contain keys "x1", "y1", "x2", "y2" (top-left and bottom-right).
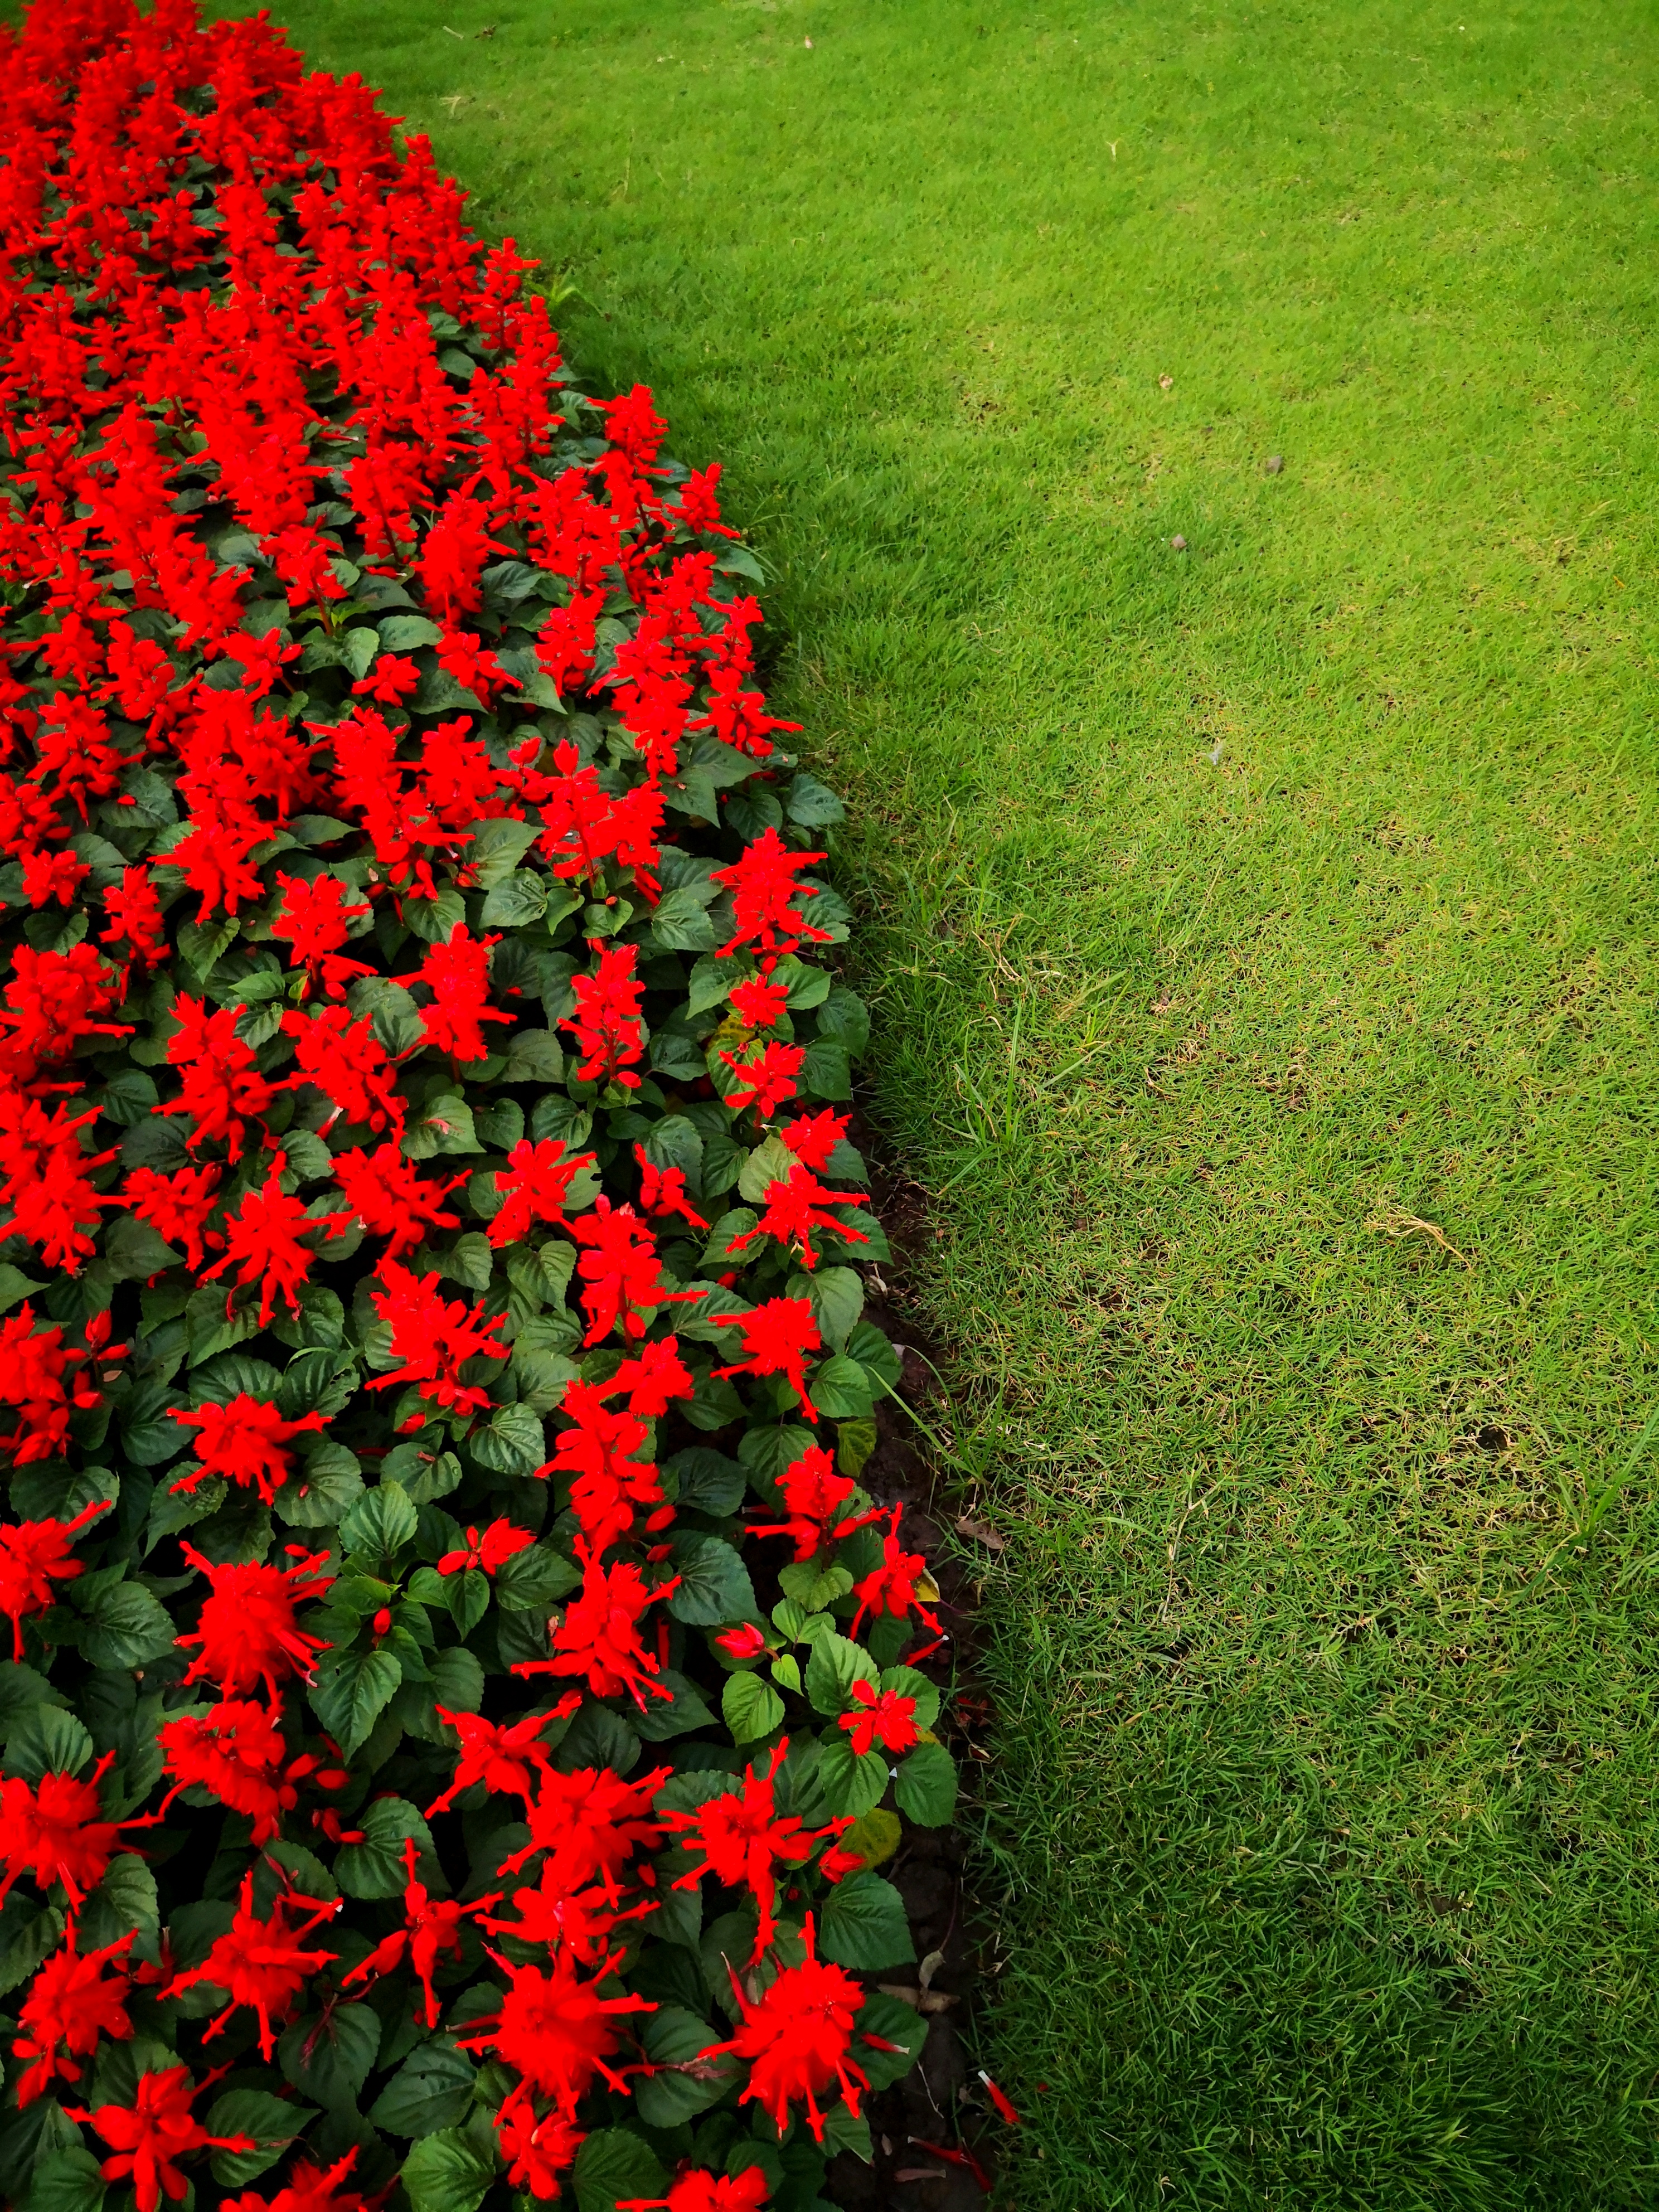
[
  {"x1": 368, "y1": 2040, "x2": 478, "y2": 2137},
  {"x1": 738, "y1": 1134, "x2": 797, "y2": 1205},
  {"x1": 801, "y1": 1039, "x2": 852, "y2": 1100},
  {"x1": 401, "y1": 2124, "x2": 494, "y2": 2212},
  {"x1": 439, "y1": 1231, "x2": 494, "y2": 1295},
  {"x1": 632, "y1": 2008, "x2": 740, "y2": 2127},
  {"x1": 339, "y1": 1479, "x2": 418, "y2": 1560},
  {"x1": 278, "y1": 2002, "x2": 382, "y2": 2112},
  {"x1": 0, "y1": 1901, "x2": 64, "y2": 1996},
  {"x1": 334, "y1": 1797, "x2": 436, "y2": 1899},
  {"x1": 777, "y1": 1560, "x2": 853, "y2": 1613},
  {"x1": 378, "y1": 614, "x2": 444, "y2": 652},
  {"x1": 76, "y1": 1582, "x2": 176, "y2": 1671},
  {"x1": 308, "y1": 1646, "x2": 402, "y2": 1758},
  {"x1": 651, "y1": 885, "x2": 721, "y2": 952},
  {"x1": 835, "y1": 1417, "x2": 879, "y2": 1480},
  {"x1": 479, "y1": 870, "x2": 548, "y2": 928},
  {"x1": 405, "y1": 1092, "x2": 481, "y2": 1158},
  {"x1": 21, "y1": 2141, "x2": 105, "y2": 2212},
  {"x1": 722, "y1": 1670, "x2": 784, "y2": 1745},
  {"x1": 275, "y1": 1442, "x2": 365, "y2": 1527},
  {"x1": 79, "y1": 1857, "x2": 159, "y2": 1954},
  {"x1": 813, "y1": 1737, "x2": 890, "y2": 1820},
  {"x1": 630, "y1": 1670, "x2": 717, "y2": 1743},
  {"x1": 879, "y1": 1665, "x2": 941, "y2": 1732},
  {"x1": 817, "y1": 1869, "x2": 915, "y2": 1969},
  {"x1": 0, "y1": 1264, "x2": 43, "y2": 1315},
  {"x1": 802, "y1": 1265, "x2": 864, "y2": 1353},
  {"x1": 467, "y1": 1400, "x2": 546, "y2": 1477},
  {"x1": 639, "y1": 1112, "x2": 703, "y2": 1181},
  {"x1": 493, "y1": 1544, "x2": 580, "y2": 1611},
  {"x1": 0, "y1": 1663, "x2": 68, "y2": 1738},
  {"x1": 894, "y1": 1740, "x2": 957, "y2": 1827},
  {"x1": 497, "y1": 1026, "x2": 566, "y2": 1085},
  {"x1": 103, "y1": 1211, "x2": 180, "y2": 1280},
  {"x1": 206, "y1": 2089, "x2": 318, "y2": 2186},
  {"x1": 573, "y1": 2129, "x2": 670, "y2": 2212},
  {"x1": 808, "y1": 1354, "x2": 873, "y2": 1422},
  {"x1": 804, "y1": 1633, "x2": 879, "y2": 1718},
  {"x1": 665, "y1": 1535, "x2": 757, "y2": 1627},
  {"x1": 841, "y1": 1806, "x2": 903, "y2": 1873},
  {"x1": 662, "y1": 1447, "x2": 745, "y2": 1517},
  {"x1": 4, "y1": 1707, "x2": 92, "y2": 1782},
  {"x1": 856, "y1": 1988, "x2": 927, "y2": 2089},
  {"x1": 784, "y1": 771, "x2": 847, "y2": 828}
]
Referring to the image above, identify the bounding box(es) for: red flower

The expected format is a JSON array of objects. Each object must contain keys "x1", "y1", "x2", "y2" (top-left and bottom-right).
[
  {"x1": 281, "y1": 1007, "x2": 404, "y2": 1134},
  {"x1": 728, "y1": 976, "x2": 789, "y2": 1030},
  {"x1": 483, "y1": 1866, "x2": 656, "y2": 1964},
  {"x1": 487, "y1": 1135, "x2": 596, "y2": 1249},
  {"x1": 712, "y1": 1297, "x2": 823, "y2": 1421},
  {"x1": 200, "y1": 1163, "x2": 351, "y2": 1326},
  {"x1": 718, "y1": 1040, "x2": 804, "y2": 1122},
  {"x1": 0, "y1": 1097, "x2": 122, "y2": 1274},
  {"x1": 544, "y1": 1380, "x2": 671, "y2": 1552},
  {"x1": 497, "y1": 2103, "x2": 585, "y2": 2203},
  {"x1": 0, "y1": 1751, "x2": 159, "y2": 1909},
  {"x1": 849, "y1": 1507, "x2": 943, "y2": 1643},
  {"x1": 727, "y1": 1162, "x2": 870, "y2": 1271},
  {"x1": 667, "y1": 461, "x2": 741, "y2": 539},
  {"x1": 0, "y1": 1307, "x2": 105, "y2": 1468},
  {"x1": 438, "y1": 628, "x2": 518, "y2": 708},
  {"x1": 533, "y1": 593, "x2": 603, "y2": 698},
  {"x1": 749, "y1": 1445, "x2": 881, "y2": 1561},
  {"x1": 423, "y1": 1704, "x2": 570, "y2": 1819},
  {"x1": 12, "y1": 1924, "x2": 135, "y2": 2107},
  {"x1": 571, "y1": 1199, "x2": 695, "y2": 1346},
  {"x1": 559, "y1": 942, "x2": 646, "y2": 1090},
  {"x1": 366, "y1": 1260, "x2": 510, "y2": 1415},
  {"x1": 406, "y1": 922, "x2": 512, "y2": 1062},
  {"x1": 0, "y1": 1497, "x2": 111, "y2": 1659},
  {"x1": 270, "y1": 874, "x2": 374, "y2": 1000},
  {"x1": 605, "y1": 1335, "x2": 696, "y2": 1418},
  {"x1": 632, "y1": 1143, "x2": 708, "y2": 1230},
  {"x1": 99, "y1": 866, "x2": 169, "y2": 968},
  {"x1": 20, "y1": 848, "x2": 89, "y2": 909},
  {"x1": 453, "y1": 1946, "x2": 653, "y2": 2119},
  {"x1": 69, "y1": 2066, "x2": 256, "y2": 2212},
  {"x1": 0, "y1": 943, "x2": 130, "y2": 1084},
  {"x1": 513, "y1": 1548, "x2": 678, "y2": 1709},
  {"x1": 662, "y1": 1742, "x2": 849, "y2": 1958},
  {"x1": 168, "y1": 1394, "x2": 328, "y2": 1506},
  {"x1": 153, "y1": 997, "x2": 275, "y2": 1163},
  {"x1": 698, "y1": 1913, "x2": 875, "y2": 2142},
  {"x1": 351, "y1": 652, "x2": 421, "y2": 704},
  {"x1": 619, "y1": 2170, "x2": 773, "y2": 2212},
  {"x1": 162, "y1": 1866, "x2": 341, "y2": 2059},
  {"x1": 158, "y1": 1700, "x2": 309, "y2": 1844},
  {"x1": 175, "y1": 1541, "x2": 335, "y2": 1704},
  {"x1": 716, "y1": 1623, "x2": 768, "y2": 1660},
  {"x1": 713, "y1": 828, "x2": 831, "y2": 965},
  {"x1": 497, "y1": 1762, "x2": 669, "y2": 1899},
  {"x1": 416, "y1": 494, "x2": 508, "y2": 628},
  {"x1": 342, "y1": 1837, "x2": 498, "y2": 2028},
  {"x1": 332, "y1": 1143, "x2": 464, "y2": 1259},
  {"x1": 438, "y1": 1517, "x2": 536, "y2": 1577},
  {"x1": 222, "y1": 2150, "x2": 372, "y2": 2212},
  {"x1": 122, "y1": 1163, "x2": 222, "y2": 1272},
  {"x1": 838, "y1": 1679, "x2": 921, "y2": 1759}
]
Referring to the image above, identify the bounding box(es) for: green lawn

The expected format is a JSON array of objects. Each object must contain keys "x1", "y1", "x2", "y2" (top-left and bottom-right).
[{"x1": 230, "y1": 2, "x2": 1659, "y2": 2202}]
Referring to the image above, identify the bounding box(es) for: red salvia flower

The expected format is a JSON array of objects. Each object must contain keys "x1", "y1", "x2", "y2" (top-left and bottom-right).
[
  {"x1": 570, "y1": 1199, "x2": 695, "y2": 1346},
  {"x1": 713, "y1": 828, "x2": 831, "y2": 966},
  {"x1": 0, "y1": 1097, "x2": 122, "y2": 1273},
  {"x1": 666, "y1": 461, "x2": 741, "y2": 539},
  {"x1": 749, "y1": 1445, "x2": 881, "y2": 1562},
  {"x1": 351, "y1": 652, "x2": 421, "y2": 705},
  {"x1": 0, "y1": 1307, "x2": 105, "y2": 1468},
  {"x1": 174, "y1": 1541, "x2": 334, "y2": 1705},
  {"x1": 270, "y1": 873, "x2": 374, "y2": 1000},
  {"x1": 848, "y1": 1507, "x2": 944, "y2": 1643},
  {"x1": 20, "y1": 848, "x2": 89, "y2": 909},
  {"x1": 122, "y1": 1163, "x2": 222, "y2": 1271},
  {"x1": 0, "y1": 1497, "x2": 113, "y2": 1659},
  {"x1": 716, "y1": 1624, "x2": 768, "y2": 1661},
  {"x1": 712, "y1": 1297, "x2": 823, "y2": 1422},
  {"x1": 332, "y1": 1144, "x2": 464, "y2": 1258},
  {"x1": 718, "y1": 1040, "x2": 804, "y2": 1122},
  {"x1": 200, "y1": 1162, "x2": 351, "y2": 1326},
  {"x1": 0, "y1": 1752, "x2": 159, "y2": 1909},
  {"x1": 341, "y1": 1837, "x2": 498, "y2": 2029},
  {"x1": 605, "y1": 1335, "x2": 696, "y2": 1419},
  {"x1": 12, "y1": 1924, "x2": 135, "y2": 2107},
  {"x1": 157, "y1": 1700, "x2": 308, "y2": 1844},
  {"x1": 632, "y1": 1143, "x2": 708, "y2": 1230},
  {"x1": 541, "y1": 1381, "x2": 672, "y2": 1553},
  {"x1": 495, "y1": 1762, "x2": 670, "y2": 1899},
  {"x1": 483, "y1": 1866, "x2": 656, "y2": 1964},
  {"x1": 168, "y1": 1393, "x2": 328, "y2": 1506},
  {"x1": 727, "y1": 976, "x2": 790, "y2": 1030},
  {"x1": 512, "y1": 1547, "x2": 679, "y2": 1709},
  {"x1": 497, "y1": 2103, "x2": 585, "y2": 2204},
  {"x1": 153, "y1": 997, "x2": 275, "y2": 1163},
  {"x1": 365, "y1": 1260, "x2": 510, "y2": 1415},
  {"x1": 726, "y1": 1162, "x2": 871, "y2": 1270},
  {"x1": 779, "y1": 1108, "x2": 852, "y2": 1172},
  {"x1": 619, "y1": 2170, "x2": 773, "y2": 2212},
  {"x1": 162, "y1": 1866, "x2": 341, "y2": 2059},
  {"x1": 0, "y1": 942, "x2": 130, "y2": 1084},
  {"x1": 559, "y1": 941, "x2": 646, "y2": 1090},
  {"x1": 99, "y1": 866, "x2": 169, "y2": 968},
  {"x1": 222, "y1": 2149, "x2": 372, "y2": 2212},
  {"x1": 280, "y1": 1006, "x2": 404, "y2": 1133},
  {"x1": 697, "y1": 1913, "x2": 875, "y2": 2143},
  {"x1": 663, "y1": 1741, "x2": 850, "y2": 1958},
  {"x1": 487, "y1": 1134, "x2": 596, "y2": 1249},
  {"x1": 69, "y1": 2066, "x2": 256, "y2": 2212},
  {"x1": 838, "y1": 1680, "x2": 921, "y2": 1759},
  {"x1": 453, "y1": 1944, "x2": 654, "y2": 2121},
  {"x1": 423, "y1": 1705, "x2": 571, "y2": 1819},
  {"x1": 405, "y1": 922, "x2": 512, "y2": 1062},
  {"x1": 438, "y1": 1518, "x2": 536, "y2": 1576}
]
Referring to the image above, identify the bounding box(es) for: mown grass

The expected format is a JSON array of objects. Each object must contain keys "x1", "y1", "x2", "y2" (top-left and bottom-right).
[{"x1": 227, "y1": 1, "x2": 1659, "y2": 2202}]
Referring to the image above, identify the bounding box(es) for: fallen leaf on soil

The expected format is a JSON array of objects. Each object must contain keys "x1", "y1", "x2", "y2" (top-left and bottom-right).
[{"x1": 955, "y1": 1516, "x2": 1007, "y2": 1550}]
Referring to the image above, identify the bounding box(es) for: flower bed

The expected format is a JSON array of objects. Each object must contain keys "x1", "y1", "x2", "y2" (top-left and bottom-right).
[{"x1": 0, "y1": 6, "x2": 954, "y2": 2209}]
